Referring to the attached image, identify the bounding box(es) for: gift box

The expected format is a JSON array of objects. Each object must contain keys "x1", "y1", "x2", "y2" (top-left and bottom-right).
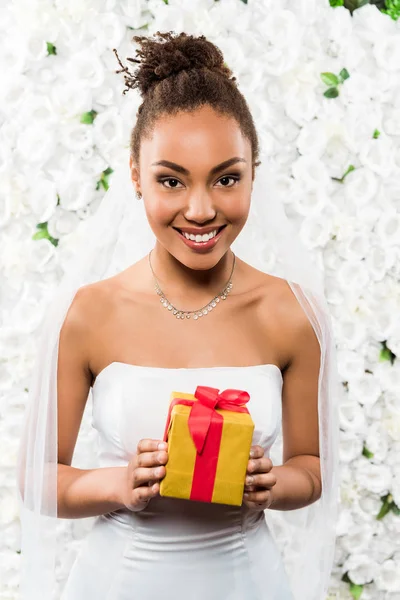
[{"x1": 159, "y1": 385, "x2": 254, "y2": 506}]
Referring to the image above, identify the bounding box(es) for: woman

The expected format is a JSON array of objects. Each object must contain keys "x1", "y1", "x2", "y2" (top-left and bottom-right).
[{"x1": 17, "y1": 31, "x2": 340, "y2": 600}]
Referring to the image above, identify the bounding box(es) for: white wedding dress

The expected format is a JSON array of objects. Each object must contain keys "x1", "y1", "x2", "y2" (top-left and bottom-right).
[{"x1": 60, "y1": 362, "x2": 295, "y2": 600}]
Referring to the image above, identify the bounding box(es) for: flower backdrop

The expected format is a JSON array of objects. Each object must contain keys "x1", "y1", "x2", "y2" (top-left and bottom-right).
[{"x1": 0, "y1": 0, "x2": 399, "y2": 599}]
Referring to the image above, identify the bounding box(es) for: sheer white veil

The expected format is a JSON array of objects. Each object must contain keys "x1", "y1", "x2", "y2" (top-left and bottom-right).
[{"x1": 16, "y1": 147, "x2": 341, "y2": 600}]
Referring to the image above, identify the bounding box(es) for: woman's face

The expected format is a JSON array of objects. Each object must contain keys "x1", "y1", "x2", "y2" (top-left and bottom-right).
[{"x1": 129, "y1": 104, "x2": 254, "y2": 270}]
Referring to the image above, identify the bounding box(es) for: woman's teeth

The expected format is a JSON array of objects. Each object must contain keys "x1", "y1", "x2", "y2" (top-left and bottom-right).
[{"x1": 182, "y1": 229, "x2": 218, "y2": 242}]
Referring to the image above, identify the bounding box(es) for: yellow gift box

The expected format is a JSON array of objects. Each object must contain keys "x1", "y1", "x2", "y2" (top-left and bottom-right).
[{"x1": 159, "y1": 385, "x2": 254, "y2": 506}]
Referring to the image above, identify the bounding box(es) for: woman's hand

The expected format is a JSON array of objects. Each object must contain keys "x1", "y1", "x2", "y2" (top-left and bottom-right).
[
  {"x1": 121, "y1": 439, "x2": 168, "y2": 512},
  {"x1": 242, "y1": 445, "x2": 277, "y2": 510}
]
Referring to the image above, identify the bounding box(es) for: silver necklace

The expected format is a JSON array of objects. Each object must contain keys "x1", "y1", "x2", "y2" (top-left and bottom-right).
[{"x1": 148, "y1": 250, "x2": 236, "y2": 320}]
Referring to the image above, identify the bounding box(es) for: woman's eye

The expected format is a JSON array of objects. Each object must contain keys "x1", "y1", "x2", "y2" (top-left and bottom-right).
[
  {"x1": 157, "y1": 174, "x2": 241, "y2": 190},
  {"x1": 158, "y1": 177, "x2": 183, "y2": 189},
  {"x1": 216, "y1": 175, "x2": 241, "y2": 187}
]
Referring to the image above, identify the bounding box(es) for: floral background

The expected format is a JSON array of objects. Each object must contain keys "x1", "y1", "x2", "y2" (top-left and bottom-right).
[{"x1": 1, "y1": 0, "x2": 400, "y2": 599}]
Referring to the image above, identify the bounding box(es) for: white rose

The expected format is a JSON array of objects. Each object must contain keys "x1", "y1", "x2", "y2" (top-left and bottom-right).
[
  {"x1": 352, "y1": 4, "x2": 396, "y2": 42},
  {"x1": 16, "y1": 123, "x2": 56, "y2": 168},
  {"x1": 343, "y1": 167, "x2": 379, "y2": 207},
  {"x1": 375, "y1": 209, "x2": 400, "y2": 247},
  {"x1": 93, "y1": 108, "x2": 125, "y2": 152},
  {"x1": 374, "y1": 559, "x2": 400, "y2": 593},
  {"x1": 66, "y1": 49, "x2": 105, "y2": 90},
  {"x1": 26, "y1": 239, "x2": 57, "y2": 276},
  {"x1": 337, "y1": 348, "x2": 365, "y2": 380},
  {"x1": 364, "y1": 422, "x2": 388, "y2": 463},
  {"x1": 118, "y1": 0, "x2": 146, "y2": 29},
  {"x1": 355, "y1": 457, "x2": 392, "y2": 495},
  {"x1": 60, "y1": 122, "x2": 94, "y2": 154},
  {"x1": 382, "y1": 401, "x2": 400, "y2": 442},
  {"x1": 86, "y1": 12, "x2": 125, "y2": 52},
  {"x1": 291, "y1": 155, "x2": 332, "y2": 191},
  {"x1": 299, "y1": 211, "x2": 332, "y2": 249},
  {"x1": 51, "y1": 80, "x2": 93, "y2": 120},
  {"x1": 47, "y1": 206, "x2": 80, "y2": 239},
  {"x1": 374, "y1": 35, "x2": 400, "y2": 73},
  {"x1": 336, "y1": 261, "x2": 370, "y2": 296},
  {"x1": 339, "y1": 400, "x2": 366, "y2": 434},
  {"x1": 0, "y1": 33, "x2": 26, "y2": 75},
  {"x1": 284, "y1": 82, "x2": 321, "y2": 126},
  {"x1": 0, "y1": 73, "x2": 33, "y2": 117},
  {"x1": 359, "y1": 137, "x2": 395, "y2": 178},
  {"x1": 339, "y1": 430, "x2": 363, "y2": 463},
  {"x1": 340, "y1": 522, "x2": 373, "y2": 555},
  {"x1": 27, "y1": 176, "x2": 58, "y2": 222},
  {"x1": 365, "y1": 244, "x2": 396, "y2": 282},
  {"x1": 348, "y1": 372, "x2": 382, "y2": 408},
  {"x1": 356, "y1": 492, "x2": 382, "y2": 520},
  {"x1": 344, "y1": 553, "x2": 380, "y2": 586}
]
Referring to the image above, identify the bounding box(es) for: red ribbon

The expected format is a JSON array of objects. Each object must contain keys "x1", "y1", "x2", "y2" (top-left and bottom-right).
[{"x1": 163, "y1": 385, "x2": 251, "y2": 502}]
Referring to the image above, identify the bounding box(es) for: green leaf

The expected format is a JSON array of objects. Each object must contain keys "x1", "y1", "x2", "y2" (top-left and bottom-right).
[
  {"x1": 330, "y1": 0, "x2": 344, "y2": 6},
  {"x1": 339, "y1": 68, "x2": 350, "y2": 82},
  {"x1": 373, "y1": 129, "x2": 381, "y2": 139},
  {"x1": 32, "y1": 230, "x2": 48, "y2": 241},
  {"x1": 344, "y1": 0, "x2": 370, "y2": 13},
  {"x1": 391, "y1": 503, "x2": 400, "y2": 515},
  {"x1": 96, "y1": 167, "x2": 114, "y2": 192},
  {"x1": 349, "y1": 583, "x2": 364, "y2": 600},
  {"x1": 32, "y1": 222, "x2": 59, "y2": 247},
  {"x1": 324, "y1": 87, "x2": 339, "y2": 99},
  {"x1": 342, "y1": 164, "x2": 355, "y2": 180},
  {"x1": 379, "y1": 341, "x2": 396, "y2": 364},
  {"x1": 46, "y1": 42, "x2": 57, "y2": 56},
  {"x1": 321, "y1": 72, "x2": 340, "y2": 86},
  {"x1": 362, "y1": 446, "x2": 374, "y2": 459},
  {"x1": 377, "y1": 494, "x2": 392, "y2": 520},
  {"x1": 162, "y1": 0, "x2": 168, "y2": 4},
  {"x1": 80, "y1": 110, "x2": 98, "y2": 124}
]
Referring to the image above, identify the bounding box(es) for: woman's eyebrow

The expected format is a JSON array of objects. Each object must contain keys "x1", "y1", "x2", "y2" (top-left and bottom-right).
[{"x1": 151, "y1": 157, "x2": 247, "y2": 176}]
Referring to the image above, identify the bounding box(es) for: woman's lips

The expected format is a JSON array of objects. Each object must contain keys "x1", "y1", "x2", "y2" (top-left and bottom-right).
[{"x1": 175, "y1": 225, "x2": 226, "y2": 252}]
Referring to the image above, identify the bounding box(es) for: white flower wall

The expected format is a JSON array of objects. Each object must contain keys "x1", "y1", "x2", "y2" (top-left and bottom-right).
[{"x1": 1, "y1": 0, "x2": 399, "y2": 598}]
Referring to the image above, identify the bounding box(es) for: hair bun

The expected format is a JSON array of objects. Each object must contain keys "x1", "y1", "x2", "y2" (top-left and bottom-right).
[{"x1": 114, "y1": 31, "x2": 234, "y2": 97}]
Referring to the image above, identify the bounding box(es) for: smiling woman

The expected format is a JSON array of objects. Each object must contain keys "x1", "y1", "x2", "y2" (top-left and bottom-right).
[{"x1": 17, "y1": 30, "x2": 340, "y2": 600}]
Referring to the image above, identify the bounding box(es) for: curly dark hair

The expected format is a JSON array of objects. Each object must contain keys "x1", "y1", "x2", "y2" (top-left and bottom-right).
[{"x1": 113, "y1": 31, "x2": 261, "y2": 175}]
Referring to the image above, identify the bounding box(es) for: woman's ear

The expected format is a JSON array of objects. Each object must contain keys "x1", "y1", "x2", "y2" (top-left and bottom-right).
[{"x1": 129, "y1": 156, "x2": 141, "y2": 195}]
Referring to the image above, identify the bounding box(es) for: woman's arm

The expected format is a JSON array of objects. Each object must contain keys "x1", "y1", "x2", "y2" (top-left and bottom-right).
[
  {"x1": 270, "y1": 295, "x2": 322, "y2": 510},
  {"x1": 244, "y1": 288, "x2": 322, "y2": 511},
  {"x1": 57, "y1": 285, "x2": 125, "y2": 519}
]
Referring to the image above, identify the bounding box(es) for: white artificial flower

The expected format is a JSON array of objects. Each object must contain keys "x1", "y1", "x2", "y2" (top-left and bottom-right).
[
  {"x1": 299, "y1": 212, "x2": 332, "y2": 249},
  {"x1": 343, "y1": 552, "x2": 379, "y2": 586},
  {"x1": 364, "y1": 422, "x2": 388, "y2": 463},
  {"x1": 337, "y1": 348, "x2": 365, "y2": 381},
  {"x1": 343, "y1": 167, "x2": 379, "y2": 207},
  {"x1": 86, "y1": 12, "x2": 125, "y2": 53},
  {"x1": 26, "y1": 239, "x2": 57, "y2": 276},
  {"x1": 359, "y1": 137, "x2": 395, "y2": 178},
  {"x1": 27, "y1": 176, "x2": 58, "y2": 222},
  {"x1": 284, "y1": 82, "x2": 320, "y2": 126},
  {"x1": 60, "y1": 122, "x2": 94, "y2": 154},
  {"x1": 336, "y1": 261, "x2": 370, "y2": 297},
  {"x1": 375, "y1": 209, "x2": 400, "y2": 247},
  {"x1": 374, "y1": 559, "x2": 400, "y2": 593},
  {"x1": 16, "y1": 123, "x2": 56, "y2": 168},
  {"x1": 382, "y1": 399, "x2": 400, "y2": 443},
  {"x1": 373, "y1": 35, "x2": 400, "y2": 73},
  {"x1": 291, "y1": 155, "x2": 332, "y2": 191},
  {"x1": 93, "y1": 108, "x2": 125, "y2": 152},
  {"x1": 339, "y1": 430, "x2": 363, "y2": 463},
  {"x1": 51, "y1": 80, "x2": 93, "y2": 120},
  {"x1": 47, "y1": 206, "x2": 80, "y2": 239},
  {"x1": 355, "y1": 457, "x2": 392, "y2": 495},
  {"x1": 348, "y1": 372, "x2": 382, "y2": 408},
  {"x1": 66, "y1": 49, "x2": 105, "y2": 90},
  {"x1": 338, "y1": 400, "x2": 367, "y2": 434},
  {"x1": 340, "y1": 522, "x2": 374, "y2": 555},
  {"x1": 365, "y1": 244, "x2": 396, "y2": 282}
]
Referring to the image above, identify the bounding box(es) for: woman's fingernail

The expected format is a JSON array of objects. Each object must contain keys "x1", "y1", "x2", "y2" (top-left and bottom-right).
[
  {"x1": 250, "y1": 449, "x2": 255, "y2": 458},
  {"x1": 246, "y1": 476, "x2": 254, "y2": 485},
  {"x1": 155, "y1": 467, "x2": 163, "y2": 477},
  {"x1": 158, "y1": 442, "x2": 167, "y2": 450}
]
